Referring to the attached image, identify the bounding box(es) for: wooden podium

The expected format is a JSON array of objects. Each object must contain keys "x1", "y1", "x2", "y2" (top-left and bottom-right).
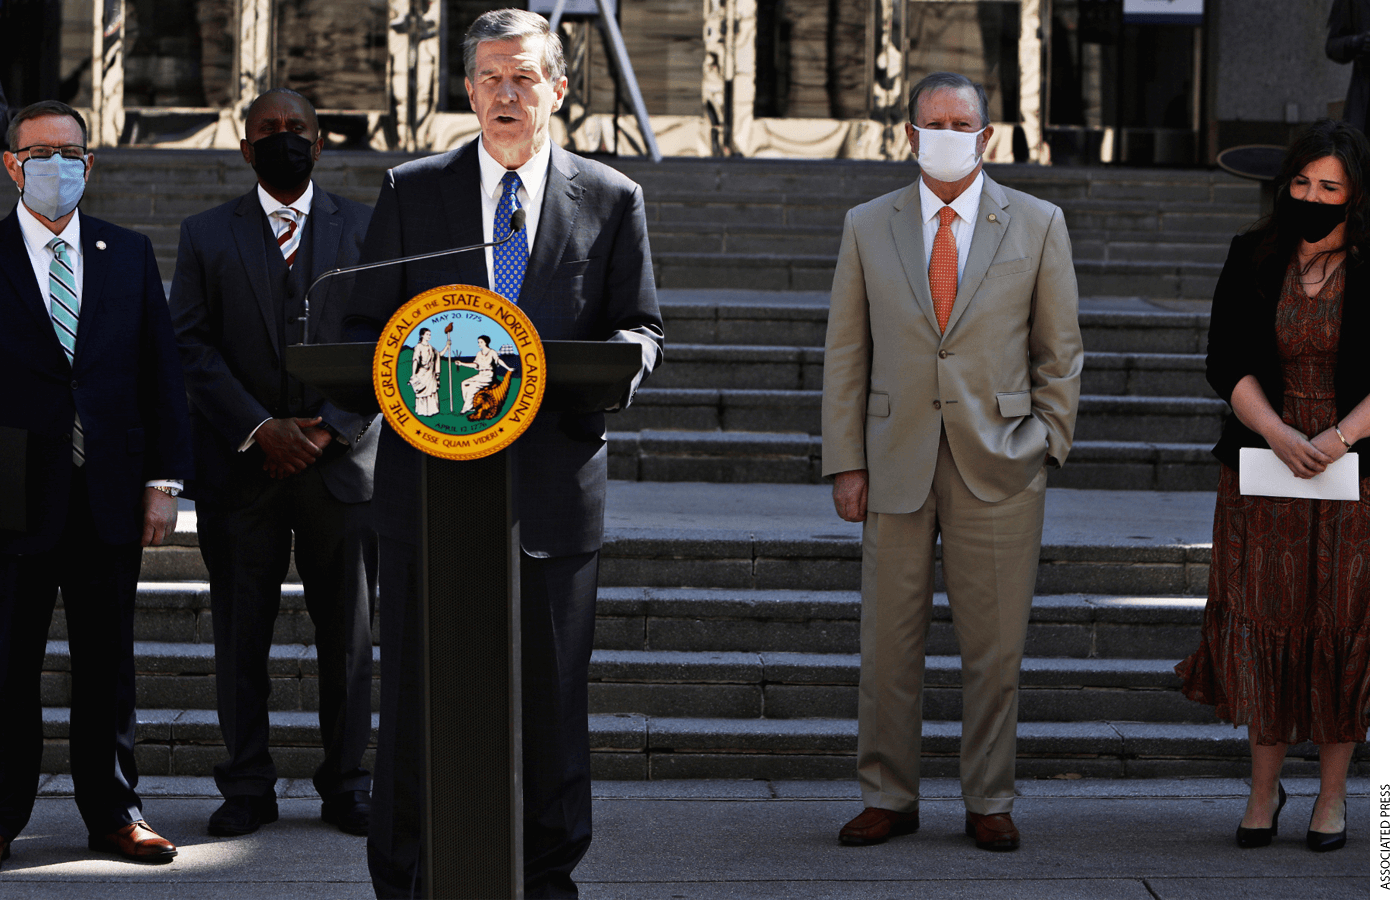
[{"x1": 287, "y1": 339, "x2": 642, "y2": 899}]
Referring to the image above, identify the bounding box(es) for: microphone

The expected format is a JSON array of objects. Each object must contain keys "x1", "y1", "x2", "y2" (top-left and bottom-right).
[{"x1": 298, "y1": 207, "x2": 527, "y2": 344}]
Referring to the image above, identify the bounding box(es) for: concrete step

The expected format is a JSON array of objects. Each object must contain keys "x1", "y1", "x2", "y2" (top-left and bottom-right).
[
  {"x1": 139, "y1": 485, "x2": 1214, "y2": 590},
  {"x1": 648, "y1": 344, "x2": 1208, "y2": 397},
  {"x1": 587, "y1": 650, "x2": 1219, "y2": 724},
  {"x1": 592, "y1": 716, "x2": 1364, "y2": 781},
  {"x1": 648, "y1": 229, "x2": 1235, "y2": 268},
  {"x1": 55, "y1": 581, "x2": 321, "y2": 645},
  {"x1": 652, "y1": 253, "x2": 1224, "y2": 300},
  {"x1": 647, "y1": 223, "x2": 843, "y2": 257},
  {"x1": 104, "y1": 583, "x2": 1210, "y2": 658},
  {"x1": 606, "y1": 431, "x2": 1218, "y2": 491},
  {"x1": 592, "y1": 588, "x2": 1210, "y2": 659},
  {"x1": 41, "y1": 639, "x2": 383, "y2": 714},
  {"x1": 596, "y1": 532, "x2": 1207, "y2": 597},
  {"x1": 135, "y1": 522, "x2": 1213, "y2": 593},
  {"x1": 43, "y1": 707, "x2": 1348, "y2": 781},
  {"x1": 658, "y1": 291, "x2": 1212, "y2": 354},
  {"x1": 610, "y1": 389, "x2": 1226, "y2": 443},
  {"x1": 41, "y1": 636, "x2": 1210, "y2": 724},
  {"x1": 1075, "y1": 238, "x2": 1233, "y2": 266},
  {"x1": 607, "y1": 156, "x2": 1260, "y2": 209}
]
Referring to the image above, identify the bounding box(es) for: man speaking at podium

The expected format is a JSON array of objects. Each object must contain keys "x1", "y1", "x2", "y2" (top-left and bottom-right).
[{"x1": 345, "y1": 9, "x2": 663, "y2": 898}]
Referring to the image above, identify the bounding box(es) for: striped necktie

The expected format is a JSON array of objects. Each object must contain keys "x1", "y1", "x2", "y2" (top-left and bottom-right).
[
  {"x1": 48, "y1": 237, "x2": 85, "y2": 465},
  {"x1": 493, "y1": 171, "x2": 528, "y2": 303},
  {"x1": 272, "y1": 208, "x2": 301, "y2": 267}
]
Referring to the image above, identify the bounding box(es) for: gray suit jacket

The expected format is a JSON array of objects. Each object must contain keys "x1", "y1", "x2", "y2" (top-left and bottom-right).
[
  {"x1": 345, "y1": 139, "x2": 663, "y2": 556},
  {"x1": 169, "y1": 184, "x2": 380, "y2": 504},
  {"x1": 821, "y1": 173, "x2": 1082, "y2": 512}
]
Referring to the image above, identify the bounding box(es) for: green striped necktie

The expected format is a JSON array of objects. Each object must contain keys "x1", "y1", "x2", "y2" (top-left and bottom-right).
[{"x1": 48, "y1": 237, "x2": 84, "y2": 466}]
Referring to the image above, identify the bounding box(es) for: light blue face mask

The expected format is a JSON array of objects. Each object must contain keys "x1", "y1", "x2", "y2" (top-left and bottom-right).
[{"x1": 21, "y1": 155, "x2": 88, "y2": 221}]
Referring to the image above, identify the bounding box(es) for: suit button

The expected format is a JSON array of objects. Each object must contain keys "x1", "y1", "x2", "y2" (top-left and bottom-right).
[
  {"x1": 938, "y1": 350, "x2": 948, "y2": 359},
  {"x1": 933, "y1": 400, "x2": 942, "y2": 410},
  {"x1": 71, "y1": 380, "x2": 79, "y2": 389}
]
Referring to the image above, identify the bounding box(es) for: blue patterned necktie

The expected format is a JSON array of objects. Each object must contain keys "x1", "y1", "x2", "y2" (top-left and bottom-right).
[
  {"x1": 493, "y1": 170, "x2": 529, "y2": 303},
  {"x1": 48, "y1": 237, "x2": 85, "y2": 465}
]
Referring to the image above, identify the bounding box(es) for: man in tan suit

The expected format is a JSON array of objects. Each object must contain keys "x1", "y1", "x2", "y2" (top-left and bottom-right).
[{"x1": 822, "y1": 72, "x2": 1082, "y2": 851}]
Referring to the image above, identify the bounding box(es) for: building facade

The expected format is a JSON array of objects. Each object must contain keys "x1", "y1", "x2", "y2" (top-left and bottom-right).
[{"x1": 0, "y1": 0, "x2": 1351, "y2": 164}]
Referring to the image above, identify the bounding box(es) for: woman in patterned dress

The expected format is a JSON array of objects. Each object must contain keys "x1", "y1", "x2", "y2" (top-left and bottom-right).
[{"x1": 1176, "y1": 120, "x2": 1368, "y2": 852}]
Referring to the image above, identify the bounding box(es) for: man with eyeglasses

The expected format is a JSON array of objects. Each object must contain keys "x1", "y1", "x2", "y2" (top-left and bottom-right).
[{"x1": 0, "y1": 100, "x2": 193, "y2": 867}]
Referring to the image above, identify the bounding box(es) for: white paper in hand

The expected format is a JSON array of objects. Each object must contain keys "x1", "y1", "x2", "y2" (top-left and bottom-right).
[{"x1": 1238, "y1": 448, "x2": 1360, "y2": 501}]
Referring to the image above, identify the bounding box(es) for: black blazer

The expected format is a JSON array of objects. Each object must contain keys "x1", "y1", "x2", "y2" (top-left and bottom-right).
[
  {"x1": 168, "y1": 184, "x2": 380, "y2": 504},
  {"x1": 0, "y1": 208, "x2": 193, "y2": 552},
  {"x1": 1206, "y1": 230, "x2": 1369, "y2": 476},
  {"x1": 345, "y1": 140, "x2": 663, "y2": 556}
]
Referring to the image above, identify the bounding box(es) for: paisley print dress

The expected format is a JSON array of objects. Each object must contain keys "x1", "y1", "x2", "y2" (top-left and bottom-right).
[{"x1": 1175, "y1": 261, "x2": 1369, "y2": 745}]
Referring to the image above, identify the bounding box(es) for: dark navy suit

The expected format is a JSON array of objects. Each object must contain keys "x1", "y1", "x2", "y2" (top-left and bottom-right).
[
  {"x1": 168, "y1": 185, "x2": 379, "y2": 802},
  {"x1": 0, "y1": 207, "x2": 192, "y2": 840},
  {"x1": 345, "y1": 140, "x2": 662, "y2": 899}
]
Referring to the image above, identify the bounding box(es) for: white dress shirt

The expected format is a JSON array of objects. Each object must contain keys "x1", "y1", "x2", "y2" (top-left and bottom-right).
[
  {"x1": 18, "y1": 202, "x2": 182, "y2": 493},
  {"x1": 239, "y1": 181, "x2": 317, "y2": 452},
  {"x1": 256, "y1": 180, "x2": 314, "y2": 227},
  {"x1": 919, "y1": 170, "x2": 984, "y2": 285},
  {"x1": 477, "y1": 139, "x2": 550, "y2": 292},
  {"x1": 17, "y1": 201, "x2": 83, "y2": 315}
]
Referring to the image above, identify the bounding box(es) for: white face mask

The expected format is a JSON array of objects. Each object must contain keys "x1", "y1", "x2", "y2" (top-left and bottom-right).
[
  {"x1": 20, "y1": 156, "x2": 88, "y2": 221},
  {"x1": 913, "y1": 126, "x2": 983, "y2": 184}
]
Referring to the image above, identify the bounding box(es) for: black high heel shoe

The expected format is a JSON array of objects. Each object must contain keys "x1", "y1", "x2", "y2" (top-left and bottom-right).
[
  {"x1": 1306, "y1": 798, "x2": 1347, "y2": 852},
  {"x1": 1236, "y1": 782, "x2": 1286, "y2": 848}
]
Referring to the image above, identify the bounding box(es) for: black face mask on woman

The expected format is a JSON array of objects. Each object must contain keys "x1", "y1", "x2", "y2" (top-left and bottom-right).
[
  {"x1": 250, "y1": 132, "x2": 316, "y2": 191},
  {"x1": 1274, "y1": 194, "x2": 1349, "y2": 244}
]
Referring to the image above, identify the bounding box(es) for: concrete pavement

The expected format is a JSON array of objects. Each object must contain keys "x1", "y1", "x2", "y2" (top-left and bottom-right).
[{"x1": 0, "y1": 776, "x2": 1368, "y2": 898}]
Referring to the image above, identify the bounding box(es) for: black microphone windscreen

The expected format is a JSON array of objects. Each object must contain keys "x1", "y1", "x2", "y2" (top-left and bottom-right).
[{"x1": 510, "y1": 208, "x2": 526, "y2": 233}]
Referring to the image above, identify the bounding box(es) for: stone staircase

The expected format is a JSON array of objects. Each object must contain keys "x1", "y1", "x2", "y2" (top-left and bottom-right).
[
  {"x1": 4, "y1": 149, "x2": 1260, "y2": 295},
  {"x1": 611, "y1": 291, "x2": 1222, "y2": 492},
  {"x1": 31, "y1": 150, "x2": 1364, "y2": 782}
]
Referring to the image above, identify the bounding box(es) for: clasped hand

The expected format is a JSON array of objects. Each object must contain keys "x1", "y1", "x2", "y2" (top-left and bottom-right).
[
  {"x1": 255, "y1": 416, "x2": 333, "y2": 478},
  {"x1": 1266, "y1": 422, "x2": 1347, "y2": 479}
]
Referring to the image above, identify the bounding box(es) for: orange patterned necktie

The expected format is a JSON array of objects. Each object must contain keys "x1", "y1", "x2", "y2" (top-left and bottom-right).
[{"x1": 929, "y1": 205, "x2": 958, "y2": 332}]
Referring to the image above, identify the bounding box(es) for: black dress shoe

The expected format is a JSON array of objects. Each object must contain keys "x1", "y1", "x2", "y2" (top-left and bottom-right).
[
  {"x1": 209, "y1": 792, "x2": 279, "y2": 836},
  {"x1": 321, "y1": 790, "x2": 372, "y2": 836},
  {"x1": 1236, "y1": 782, "x2": 1286, "y2": 848},
  {"x1": 1307, "y1": 798, "x2": 1347, "y2": 852}
]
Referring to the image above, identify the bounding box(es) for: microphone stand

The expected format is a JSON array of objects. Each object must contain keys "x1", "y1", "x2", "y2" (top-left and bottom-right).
[{"x1": 297, "y1": 208, "x2": 526, "y2": 345}]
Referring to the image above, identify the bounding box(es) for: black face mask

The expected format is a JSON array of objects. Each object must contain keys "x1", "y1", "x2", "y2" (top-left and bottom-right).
[
  {"x1": 250, "y1": 132, "x2": 316, "y2": 190},
  {"x1": 1275, "y1": 194, "x2": 1349, "y2": 243}
]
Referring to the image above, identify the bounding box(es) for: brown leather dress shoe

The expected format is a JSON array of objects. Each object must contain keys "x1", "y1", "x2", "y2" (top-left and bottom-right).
[
  {"x1": 965, "y1": 811, "x2": 1020, "y2": 851},
  {"x1": 839, "y1": 807, "x2": 919, "y2": 845},
  {"x1": 88, "y1": 820, "x2": 178, "y2": 863}
]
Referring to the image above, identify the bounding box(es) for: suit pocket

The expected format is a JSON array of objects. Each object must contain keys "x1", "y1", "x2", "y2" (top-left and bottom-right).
[
  {"x1": 996, "y1": 391, "x2": 1031, "y2": 418},
  {"x1": 127, "y1": 427, "x2": 146, "y2": 453},
  {"x1": 986, "y1": 257, "x2": 1032, "y2": 278},
  {"x1": 554, "y1": 258, "x2": 603, "y2": 314},
  {"x1": 866, "y1": 392, "x2": 890, "y2": 417}
]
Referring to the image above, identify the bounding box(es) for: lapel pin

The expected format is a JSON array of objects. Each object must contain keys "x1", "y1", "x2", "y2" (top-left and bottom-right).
[
  {"x1": 96, "y1": 240, "x2": 107, "y2": 250},
  {"x1": 987, "y1": 214, "x2": 997, "y2": 223}
]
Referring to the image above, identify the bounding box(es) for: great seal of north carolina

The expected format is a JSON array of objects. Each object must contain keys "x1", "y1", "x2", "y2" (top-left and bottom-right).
[{"x1": 374, "y1": 284, "x2": 546, "y2": 460}]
